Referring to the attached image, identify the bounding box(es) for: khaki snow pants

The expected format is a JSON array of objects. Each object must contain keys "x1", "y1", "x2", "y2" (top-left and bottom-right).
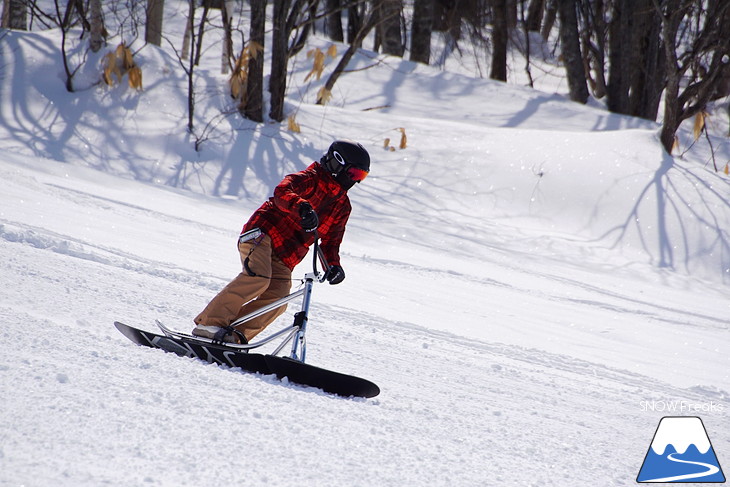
[{"x1": 194, "y1": 234, "x2": 292, "y2": 341}]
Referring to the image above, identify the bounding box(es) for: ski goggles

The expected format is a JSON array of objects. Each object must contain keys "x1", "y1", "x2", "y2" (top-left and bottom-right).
[{"x1": 345, "y1": 165, "x2": 369, "y2": 183}]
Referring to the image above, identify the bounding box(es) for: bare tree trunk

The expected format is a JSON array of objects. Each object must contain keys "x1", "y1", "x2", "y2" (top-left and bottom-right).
[
  {"x1": 61, "y1": 0, "x2": 90, "y2": 32},
  {"x1": 184, "y1": 0, "x2": 196, "y2": 132},
  {"x1": 2, "y1": 0, "x2": 27, "y2": 29},
  {"x1": 410, "y1": 0, "x2": 434, "y2": 64},
  {"x1": 506, "y1": 0, "x2": 517, "y2": 28},
  {"x1": 220, "y1": 0, "x2": 234, "y2": 74},
  {"x1": 606, "y1": 0, "x2": 632, "y2": 114},
  {"x1": 658, "y1": 0, "x2": 682, "y2": 153},
  {"x1": 89, "y1": 0, "x2": 104, "y2": 52},
  {"x1": 325, "y1": 0, "x2": 344, "y2": 41},
  {"x1": 287, "y1": 0, "x2": 319, "y2": 57},
  {"x1": 656, "y1": 0, "x2": 730, "y2": 153},
  {"x1": 526, "y1": 0, "x2": 544, "y2": 32},
  {"x1": 583, "y1": 0, "x2": 607, "y2": 99},
  {"x1": 54, "y1": 0, "x2": 83, "y2": 91},
  {"x1": 194, "y1": 5, "x2": 210, "y2": 66},
  {"x1": 714, "y1": 65, "x2": 730, "y2": 102},
  {"x1": 245, "y1": 0, "x2": 266, "y2": 122},
  {"x1": 378, "y1": 0, "x2": 404, "y2": 56},
  {"x1": 58, "y1": 14, "x2": 74, "y2": 91},
  {"x1": 540, "y1": 0, "x2": 557, "y2": 40},
  {"x1": 182, "y1": 0, "x2": 194, "y2": 60},
  {"x1": 557, "y1": 0, "x2": 588, "y2": 103},
  {"x1": 521, "y1": 0, "x2": 535, "y2": 87},
  {"x1": 490, "y1": 0, "x2": 508, "y2": 81},
  {"x1": 347, "y1": 4, "x2": 363, "y2": 44},
  {"x1": 628, "y1": 0, "x2": 664, "y2": 120},
  {"x1": 269, "y1": 0, "x2": 292, "y2": 121},
  {"x1": 145, "y1": 0, "x2": 165, "y2": 47}
]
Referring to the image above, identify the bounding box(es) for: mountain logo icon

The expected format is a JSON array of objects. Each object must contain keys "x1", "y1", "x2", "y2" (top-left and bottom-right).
[{"x1": 637, "y1": 416, "x2": 725, "y2": 483}]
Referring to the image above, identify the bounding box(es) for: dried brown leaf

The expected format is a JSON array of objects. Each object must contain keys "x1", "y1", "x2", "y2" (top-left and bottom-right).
[
  {"x1": 102, "y1": 52, "x2": 117, "y2": 85},
  {"x1": 122, "y1": 47, "x2": 134, "y2": 70},
  {"x1": 128, "y1": 65, "x2": 143, "y2": 90},
  {"x1": 234, "y1": 51, "x2": 248, "y2": 71},
  {"x1": 317, "y1": 87, "x2": 332, "y2": 105},
  {"x1": 397, "y1": 127, "x2": 407, "y2": 149},
  {"x1": 305, "y1": 48, "x2": 326, "y2": 82},
  {"x1": 693, "y1": 112, "x2": 706, "y2": 141},
  {"x1": 248, "y1": 41, "x2": 264, "y2": 60},
  {"x1": 287, "y1": 115, "x2": 301, "y2": 133},
  {"x1": 229, "y1": 75, "x2": 244, "y2": 100}
]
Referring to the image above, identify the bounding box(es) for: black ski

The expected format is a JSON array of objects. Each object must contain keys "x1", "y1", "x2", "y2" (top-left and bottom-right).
[{"x1": 114, "y1": 322, "x2": 380, "y2": 398}]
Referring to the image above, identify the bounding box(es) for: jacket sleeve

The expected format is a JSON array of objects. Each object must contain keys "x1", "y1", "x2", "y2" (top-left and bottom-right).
[
  {"x1": 320, "y1": 200, "x2": 351, "y2": 267},
  {"x1": 271, "y1": 170, "x2": 314, "y2": 216}
]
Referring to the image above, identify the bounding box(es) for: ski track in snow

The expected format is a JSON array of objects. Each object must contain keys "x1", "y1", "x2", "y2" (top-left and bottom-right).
[
  {"x1": 3, "y1": 174, "x2": 727, "y2": 390},
  {"x1": 1, "y1": 180, "x2": 728, "y2": 485},
  {"x1": 348, "y1": 251, "x2": 728, "y2": 331},
  {"x1": 0, "y1": 248, "x2": 709, "y2": 487},
  {"x1": 0, "y1": 218, "x2": 227, "y2": 292}
]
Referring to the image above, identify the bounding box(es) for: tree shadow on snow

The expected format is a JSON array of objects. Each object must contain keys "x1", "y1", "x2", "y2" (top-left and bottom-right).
[{"x1": 598, "y1": 150, "x2": 730, "y2": 283}]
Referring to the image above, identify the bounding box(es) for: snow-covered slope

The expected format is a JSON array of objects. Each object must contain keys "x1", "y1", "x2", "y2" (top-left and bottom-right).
[{"x1": 1, "y1": 11, "x2": 729, "y2": 486}]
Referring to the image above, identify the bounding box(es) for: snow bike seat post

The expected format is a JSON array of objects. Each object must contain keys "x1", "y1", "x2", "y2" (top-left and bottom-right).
[{"x1": 287, "y1": 232, "x2": 330, "y2": 363}]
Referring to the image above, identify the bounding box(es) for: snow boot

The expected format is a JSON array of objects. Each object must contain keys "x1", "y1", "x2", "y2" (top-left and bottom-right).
[{"x1": 192, "y1": 324, "x2": 247, "y2": 344}]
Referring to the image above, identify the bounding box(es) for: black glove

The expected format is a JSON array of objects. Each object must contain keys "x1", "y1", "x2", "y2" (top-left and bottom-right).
[
  {"x1": 325, "y1": 265, "x2": 345, "y2": 285},
  {"x1": 298, "y1": 202, "x2": 319, "y2": 232}
]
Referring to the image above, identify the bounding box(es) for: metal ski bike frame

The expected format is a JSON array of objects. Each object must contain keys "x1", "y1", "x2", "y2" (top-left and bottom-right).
[{"x1": 160, "y1": 231, "x2": 331, "y2": 364}]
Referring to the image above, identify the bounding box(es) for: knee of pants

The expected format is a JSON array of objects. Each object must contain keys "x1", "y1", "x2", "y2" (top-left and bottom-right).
[{"x1": 262, "y1": 274, "x2": 292, "y2": 298}]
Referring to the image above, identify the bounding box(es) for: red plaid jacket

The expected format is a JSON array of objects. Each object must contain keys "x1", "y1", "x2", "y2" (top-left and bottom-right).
[{"x1": 243, "y1": 162, "x2": 351, "y2": 270}]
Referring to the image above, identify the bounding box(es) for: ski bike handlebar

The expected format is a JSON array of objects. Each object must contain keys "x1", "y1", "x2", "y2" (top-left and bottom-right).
[{"x1": 312, "y1": 230, "x2": 331, "y2": 283}]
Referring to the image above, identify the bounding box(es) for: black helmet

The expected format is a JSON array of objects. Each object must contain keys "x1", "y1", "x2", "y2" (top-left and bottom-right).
[
  {"x1": 322, "y1": 140, "x2": 370, "y2": 175},
  {"x1": 321, "y1": 140, "x2": 370, "y2": 190}
]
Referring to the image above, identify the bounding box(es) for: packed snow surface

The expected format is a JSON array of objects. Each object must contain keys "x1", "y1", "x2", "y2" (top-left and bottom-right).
[{"x1": 1, "y1": 9, "x2": 729, "y2": 486}]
